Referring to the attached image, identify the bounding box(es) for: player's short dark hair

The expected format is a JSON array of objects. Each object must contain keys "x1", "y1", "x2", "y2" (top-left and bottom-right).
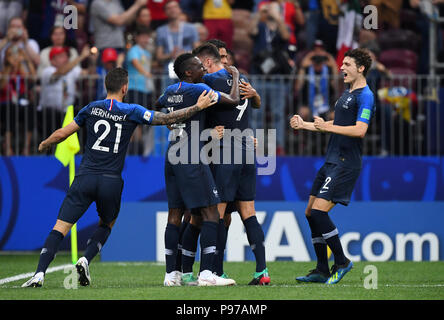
[
  {"x1": 344, "y1": 48, "x2": 372, "y2": 77},
  {"x1": 206, "y1": 39, "x2": 227, "y2": 50},
  {"x1": 192, "y1": 43, "x2": 221, "y2": 62},
  {"x1": 105, "y1": 67, "x2": 128, "y2": 93},
  {"x1": 173, "y1": 52, "x2": 195, "y2": 80}
]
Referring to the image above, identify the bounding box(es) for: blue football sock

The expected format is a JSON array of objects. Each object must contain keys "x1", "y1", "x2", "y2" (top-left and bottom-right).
[
  {"x1": 212, "y1": 219, "x2": 227, "y2": 276},
  {"x1": 164, "y1": 223, "x2": 179, "y2": 273},
  {"x1": 84, "y1": 225, "x2": 111, "y2": 264},
  {"x1": 36, "y1": 230, "x2": 64, "y2": 274},
  {"x1": 181, "y1": 223, "x2": 200, "y2": 274},
  {"x1": 306, "y1": 215, "x2": 329, "y2": 274},
  {"x1": 310, "y1": 209, "x2": 346, "y2": 266},
  {"x1": 243, "y1": 216, "x2": 266, "y2": 272},
  {"x1": 199, "y1": 221, "x2": 218, "y2": 272},
  {"x1": 175, "y1": 221, "x2": 188, "y2": 272}
]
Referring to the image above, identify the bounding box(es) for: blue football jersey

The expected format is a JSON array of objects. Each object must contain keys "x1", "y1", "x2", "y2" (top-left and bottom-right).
[
  {"x1": 156, "y1": 81, "x2": 221, "y2": 162},
  {"x1": 203, "y1": 69, "x2": 253, "y2": 152},
  {"x1": 203, "y1": 69, "x2": 251, "y2": 131},
  {"x1": 74, "y1": 99, "x2": 154, "y2": 175},
  {"x1": 325, "y1": 85, "x2": 375, "y2": 169}
]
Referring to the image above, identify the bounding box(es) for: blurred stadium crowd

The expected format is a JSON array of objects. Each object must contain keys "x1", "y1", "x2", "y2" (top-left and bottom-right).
[{"x1": 0, "y1": 0, "x2": 443, "y2": 157}]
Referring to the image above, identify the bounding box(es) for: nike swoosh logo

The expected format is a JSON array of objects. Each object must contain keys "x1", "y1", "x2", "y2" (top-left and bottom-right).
[{"x1": 319, "y1": 190, "x2": 328, "y2": 194}]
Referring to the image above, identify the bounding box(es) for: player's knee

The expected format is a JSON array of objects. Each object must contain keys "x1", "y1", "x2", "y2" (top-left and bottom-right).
[
  {"x1": 168, "y1": 215, "x2": 182, "y2": 226},
  {"x1": 167, "y1": 208, "x2": 183, "y2": 226},
  {"x1": 239, "y1": 206, "x2": 255, "y2": 221},
  {"x1": 53, "y1": 219, "x2": 73, "y2": 236},
  {"x1": 190, "y1": 214, "x2": 203, "y2": 228},
  {"x1": 183, "y1": 210, "x2": 192, "y2": 223},
  {"x1": 200, "y1": 206, "x2": 219, "y2": 222},
  {"x1": 99, "y1": 220, "x2": 114, "y2": 230}
]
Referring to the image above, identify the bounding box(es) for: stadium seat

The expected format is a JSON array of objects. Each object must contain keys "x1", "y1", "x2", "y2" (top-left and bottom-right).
[
  {"x1": 377, "y1": 29, "x2": 421, "y2": 53},
  {"x1": 379, "y1": 49, "x2": 418, "y2": 72}
]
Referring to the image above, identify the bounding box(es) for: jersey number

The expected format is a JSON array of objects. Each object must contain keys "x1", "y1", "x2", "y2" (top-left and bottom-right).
[
  {"x1": 236, "y1": 99, "x2": 248, "y2": 121},
  {"x1": 92, "y1": 119, "x2": 122, "y2": 153},
  {"x1": 322, "y1": 177, "x2": 332, "y2": 189}
]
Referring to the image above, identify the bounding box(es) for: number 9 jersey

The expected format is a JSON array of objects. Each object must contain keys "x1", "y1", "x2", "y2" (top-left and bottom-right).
[
  {"x1": 74, "y1": 99, "x2": 154, "y2": 176},
  {"x1": 203, "y1": 69, "x2": 251, "y2": 132}
]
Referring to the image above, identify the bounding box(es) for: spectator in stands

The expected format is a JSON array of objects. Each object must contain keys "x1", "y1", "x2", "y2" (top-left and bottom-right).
[
  {"x1": 90, "y1": 0, "x2": 147, "y2": 67},
  {"x1": 126, "y1": 6, "x2": 157, "y2": 67},
  {"x1": 180, "y1": 0, "x2": 204, "y2": 22},
  {"x1": 294, "y1": 39, "x2": 338, "y2": 121},
  {"x1": 0, "y1": 0, "x2": 23, "y2": 38},
  {"x1": 202, "y1": 0, "x2": 234, "y2": 49},
  {"x1": 194, "y1": 22, "x2": 209, "y2": 46},
  {"x1": 136, "y1": 5, "x2": 153, "y2": 28},
  {"x1": 38, "y1": 45, "x2": 92, "y2": 137},
  {"x1": 0, "y1": 16, "x2": 40, "y2": 71},
  {"x1": 126, "y1": 6, "x2": 153, "y2": 43},
  {"x1": 249, "y1": 2, "x2": 294, "y2": 155},
  {"x1": 369, "y1": 0, "x2": 403, "y2": 29},
  {"x1": 0, "y1": 44, "x2": 36, "y2": 156},
  {"x1": 126, "y1": 25, "x2": 155, "y2": 155},
  {"x1": 316, "y1": 0, "x2": 340, "y2": 55},
  {"x1": 155, "y1": 0, "x2": 199, "y2": 83},
  {"x1": 148, "y1": 0, "x2": 170, "y2": 29},
  {"x1": 66, "y1": 0, "x2": 89, "y2": 50},
  {"x1": 37, "y1": 26, "x2": 79, "y2": 78},
  {"x1": 257, "y1": 0, "x2": 304, "y2": 56},
  {"x1": 408, "y1": 0, "x2": 443, "y2": 74},
  {"x1": 25, "y1": 0, "x2": 86, "y2": 50},
  {"x1": 304, "y1": 0, "x2": 321, "y2": 50},
  {"x1": 363, "y1": 46, "x2": 392, "y2": 156},
  {"x1": 91, "y1": 47, "x2": 119, "y2": 100},
  {"x1": 126, "y1": 26, "x2": 154, "y2": 109},
  {"x1": 154, "y1": 0, "x2": 199, "y2": 155}
]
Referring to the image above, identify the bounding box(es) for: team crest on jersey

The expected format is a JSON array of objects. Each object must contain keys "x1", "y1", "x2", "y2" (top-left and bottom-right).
[
  {"x1": 342, "y1": 96, "x2": 353, "y2": 109},
  {"x1": 143, "y1": 111, "x2": 152, "y2": 122}
]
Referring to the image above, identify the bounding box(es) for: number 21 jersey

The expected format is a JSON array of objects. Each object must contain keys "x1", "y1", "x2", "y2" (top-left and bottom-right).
[{"x1": 74, "y1": 99, "x2": 154, "y2": 176}]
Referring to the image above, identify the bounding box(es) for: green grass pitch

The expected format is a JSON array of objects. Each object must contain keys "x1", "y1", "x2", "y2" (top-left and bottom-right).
[{"x1": 1, "y1": 253, "x2": 443, "y2": 300}]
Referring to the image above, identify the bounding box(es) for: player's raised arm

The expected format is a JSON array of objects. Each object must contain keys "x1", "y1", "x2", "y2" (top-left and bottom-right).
[
  {"x1": 239, "y1": 79, "x2": 261, "y2": 109},
  {"x1": 151, "y1": 90, "x2": 217, "y2": 126},
  {"x1": 38, "y1": 120, "x2": 81, "y2": 152},
  {"x1": 217, "y1": 65, "x2": 240, "y2": 106}
]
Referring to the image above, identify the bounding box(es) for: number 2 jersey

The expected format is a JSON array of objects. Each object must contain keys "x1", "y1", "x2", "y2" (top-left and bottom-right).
[
  {"x1": 74, "y1": 99, "x2": 154, "y2": 176},
  {"x1": 325, "y1": 85, "x2": 375, "y2": 169}
]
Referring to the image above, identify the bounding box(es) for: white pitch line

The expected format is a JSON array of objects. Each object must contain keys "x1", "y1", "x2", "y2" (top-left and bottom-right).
[
  {"x1": 0, "y1": 264, "x2": 72, "y2": 285},
  {"x1": 278, "y1": 284, "x2": 444, "y2": 288}
]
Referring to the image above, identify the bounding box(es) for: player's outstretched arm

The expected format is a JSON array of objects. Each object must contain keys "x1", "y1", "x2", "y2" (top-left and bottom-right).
[
  {"x1": 151, "y1": 90, "x2": 217, "y2": 126},
  {"x1": 313, "y1": 116, "x2": 368, "y2": 138},
  {"x1": 38, "y1": 121, "x2": 81, "y2": 152},
  {"x1": 290, "y1": 114, "x2": 320, "y2": 132}
]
